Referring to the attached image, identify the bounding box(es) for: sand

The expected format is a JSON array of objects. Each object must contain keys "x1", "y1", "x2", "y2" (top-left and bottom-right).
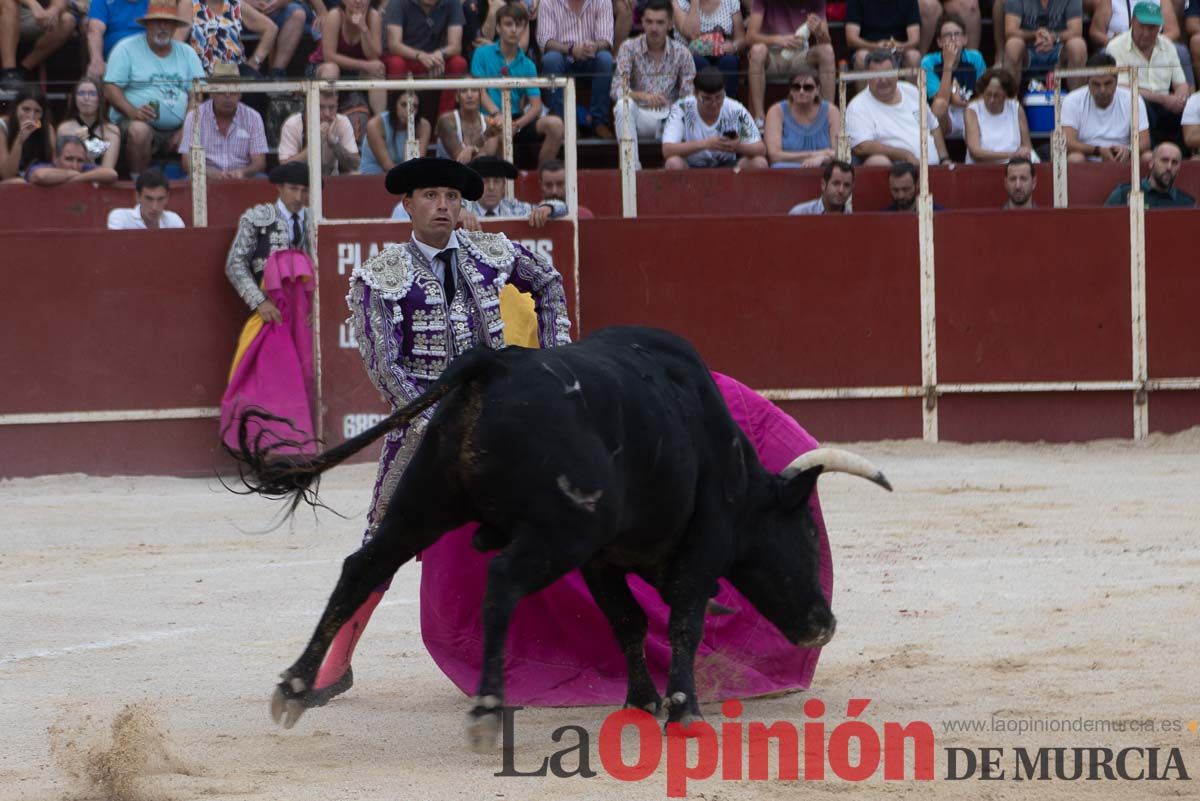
[{"x1": 2, "y1": 432, "x2": 1198, "y2": 800}]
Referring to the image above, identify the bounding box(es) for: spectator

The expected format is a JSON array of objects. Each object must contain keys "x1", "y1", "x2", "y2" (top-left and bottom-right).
[
  {"x1": 278, "y1": 90, "x2": 362, "y2": 175},
  {"x1": 613, "y1": 0, "x2": 695, "y2": 142},
  {"x1": 1002, "y1": 155, "x2": 1037, "y2": 208},
  {"x1": 190, "y1": 0, "x2": 278, "y2": 77},
  {"x1": 672, "y1": 0, "x2": 746, "y2": 99},
  {"x1": 1108, "y1": 2, "x2": 1190, "y2": 148},
  {"x1": 310, "y1": 0, "x2": 386, "y2": 113},
  {"x1": 226, "y1": 161, "x2": 313, "y2": 325},
  {"x1": 846, "y1": 49, "x2": 948, "y2": 166},
  {"x1": 538, "y1": 156, "x2": 594, "y2": 217},
  {"x1": 0, "y1": 0, "x2": 76, "y2": 89},
  {"x1": 471, "y1": 1, "x2": 564, "y2": 165},
  {"x1": 763, "y1": 65, "x2": 838, "y2": 167},
  {"x1": 922, "y1": 14, "x2": 986, "y2": 138},
  {"x1": 920, "y1": 0, "x2": 982, "y2": 52},
  {"x1": 1190, "y1": 5, "x2": 1200, "y2": 89},
  {"x1": 245, "y1": 0, "x2": 311, "y2": 79},
  {"x1": 107, "y1": 167, "x2": 186, "y2": 228},
  {"x1": 362, "y1": 89, "x2": 433, "y2": 174},
  {"x1": 1062, "y1": 53, "x2": 1151, "y2": 163},
  {"x1": 476, "y1": 0, "x2": 529, "y2": 51},
  {"x1": 1104, "y1": 140, "x2": 1195, "y2": 205},
  {"x1": 179, "y1": 87, "x2": 269, "y2": 178},
  {"x1": 435, "y1": 86, "x2": 500, "y2": 162},
  {"x1": 87, "y1": 0, "x2": 191, "y2": 79},
  {"x1": 1003, "y1": 0, "x2": 1087, "y2": 88},
  {"x1": 662, "y1": 65, "x2": 768, "y2": 169},
  {"x1": 883, "y1": 160, "x2": 944, "y2": 209},
  {"x1": 56, "y1": 78, "x2": 122, "y2": 171},
  {"x1": 788, "y1": 158, "x2": 853, "y2": 213},
  {"x1": 1184, "y1": 90, "x2": 1200, "y2": 155},
  {"x1": 459, "y1": 155, "x2": 567, "y2": 228},
  {"x1": 964, "y1": 67, "x2": 1035, "y2": 163},
  {"x1": 384, "y1": 0, "x2": 468, "y2": 116},
  {"x1": 26, "y1": 134, "x2": 120, "y2": 185},
  {"x1": 846, "y1": 0, "x2": 922, "y2": 71},
  {"x1": 104, "y1": 0, "x2": 206, "y2": 176},
  {"x1": 747, "y1": 1, "x2": 836, "y2": 127},
  {"x1": 1090, "y1": 0, "x2": 1184, "y2": 77},
  {"x1": 0, "y1": 83, "x2": 53, "y2": 181},
  {"x1": 536, "y1": 0, "x2": 617, "y2": 138}
]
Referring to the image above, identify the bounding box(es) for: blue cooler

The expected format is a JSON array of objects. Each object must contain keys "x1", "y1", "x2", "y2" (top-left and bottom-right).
[{"x1": 1023, "y1": 91, "x2": 1055, "y2": 134}]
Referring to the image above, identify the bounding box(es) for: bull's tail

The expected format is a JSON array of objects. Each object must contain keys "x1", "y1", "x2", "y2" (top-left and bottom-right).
[{"x1": 226, "y1": 347, "x2": 502, "y2": 515}]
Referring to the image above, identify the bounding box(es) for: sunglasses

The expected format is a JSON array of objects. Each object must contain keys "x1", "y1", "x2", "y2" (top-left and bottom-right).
[{"x1": 791, "y1": 83, "x2": 818, "y2": 91}]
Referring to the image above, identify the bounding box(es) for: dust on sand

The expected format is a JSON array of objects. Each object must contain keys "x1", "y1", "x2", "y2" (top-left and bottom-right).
[
  {"x1": 1, "y1": 431, "x2": 1199, "y2": 799},
  {"x1": 48, "y1": 703, "x2": 192, "y2": 801}
]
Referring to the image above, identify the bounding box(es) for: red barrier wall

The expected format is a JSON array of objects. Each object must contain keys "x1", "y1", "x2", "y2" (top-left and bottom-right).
[
  {"x1": 2, "y1": 207, "x2": 1199, "y2": 476},
  {"x1": 4, "y1": 162, "x2": 1197, "y2": 230},
  {"x1": 0, "y1": 228, "x2": 244, "y2": 474}
]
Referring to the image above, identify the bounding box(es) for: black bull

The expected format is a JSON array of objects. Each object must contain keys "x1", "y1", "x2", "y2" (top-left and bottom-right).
[{"x1": 229, "y1": 325, "x2": 892, "y2": 750}]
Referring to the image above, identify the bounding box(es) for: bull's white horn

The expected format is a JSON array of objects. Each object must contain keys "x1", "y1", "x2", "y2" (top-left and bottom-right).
[{"x1": 780, "y1": 448, "x2": 893, "y2": 492}]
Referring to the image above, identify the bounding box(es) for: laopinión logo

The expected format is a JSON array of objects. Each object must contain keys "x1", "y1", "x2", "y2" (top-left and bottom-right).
[{"x1": 495, "y1": 700, "x2": 1193, "y2": 796}]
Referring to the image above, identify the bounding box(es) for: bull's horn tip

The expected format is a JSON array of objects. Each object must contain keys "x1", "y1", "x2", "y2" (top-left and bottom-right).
[{"x1": 873, "y1": 472, "x2": 894, "y2": 492}]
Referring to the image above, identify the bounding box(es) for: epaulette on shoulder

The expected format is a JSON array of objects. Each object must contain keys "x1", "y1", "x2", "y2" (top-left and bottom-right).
[
  {"x1": 460, "y1": 229, "x2": 516, "y2": 268},
  {"x1": 353, "y1": 244, "x2": 416, "y2": 300}
]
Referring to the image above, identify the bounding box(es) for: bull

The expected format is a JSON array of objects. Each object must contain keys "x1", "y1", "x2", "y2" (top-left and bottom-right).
[{"x1": 230, "y1": 325, "x2": 892, "y2": 750}]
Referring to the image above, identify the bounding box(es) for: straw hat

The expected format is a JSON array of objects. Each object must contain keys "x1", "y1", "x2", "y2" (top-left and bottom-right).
[{"x1": 138, "y1": 0, "x2": 189, "y2": 26}]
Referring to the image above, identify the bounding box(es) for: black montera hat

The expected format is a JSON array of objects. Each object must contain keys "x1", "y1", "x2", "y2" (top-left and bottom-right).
[
  {"x1": 385, "y1": 157, "x2": 485, "y2": 200},
  {"x1": 467, "y1": 155, "x2": 519, "y2": 180},
  {"x1": 269, "y1": 161, "x2": 310, "y2": 187}
]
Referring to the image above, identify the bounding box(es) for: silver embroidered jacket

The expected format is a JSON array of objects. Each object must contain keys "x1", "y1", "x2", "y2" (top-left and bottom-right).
[
  {"x1": 348, "y1": 231, "x2": 572, "y2": 416},
  {"x1": 225, "y1": 203, "x2": 316, "y2": 310}
]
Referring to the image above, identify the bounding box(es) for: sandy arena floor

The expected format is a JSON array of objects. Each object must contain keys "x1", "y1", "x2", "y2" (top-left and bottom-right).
[{"x1": 2, "y1": 432, "x2": 1198, "y2": 800}]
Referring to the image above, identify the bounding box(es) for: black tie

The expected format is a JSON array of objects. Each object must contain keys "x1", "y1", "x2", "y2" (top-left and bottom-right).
[
  {"x1": 291, "y1": 212, "x2": 302, "y2": 247},
  {"x1": 436, "y1": 251, "x2": 455, "y2": 304}
]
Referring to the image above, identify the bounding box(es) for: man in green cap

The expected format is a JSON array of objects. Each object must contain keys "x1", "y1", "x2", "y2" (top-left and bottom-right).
[{"x1": 1107, "y1": 2, "x2": 1190, "y2": 148}]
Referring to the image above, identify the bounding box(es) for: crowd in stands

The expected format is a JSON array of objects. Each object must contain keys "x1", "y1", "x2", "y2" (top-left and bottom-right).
[{"x1": 2, "y1": 0, "x2": 1200, "y2": 209}]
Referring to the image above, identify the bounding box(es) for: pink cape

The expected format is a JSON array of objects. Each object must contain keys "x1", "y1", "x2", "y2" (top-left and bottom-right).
[
  {"x1": 418, "y1": 372, "x2": 833, "y2": 706},
  {"x1": 220, "y1": 250, "x2": 317, "y2": 456}
]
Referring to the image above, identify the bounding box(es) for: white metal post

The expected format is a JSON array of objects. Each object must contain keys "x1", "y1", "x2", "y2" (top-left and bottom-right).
[
  {"x1": 304, "y1": 81, "x2": 325, "y2": 442},
  {"x1": 405, "y1": 90, "x2": 420, "y2": 160},
  {"x1": 1052, "y1": 80, "x2": 1067, "y2": 207},
  {"x1": 564, "y1": 77, "x2": 581, "y2": 332},
  {"x1": 836, "y1": 71, "x2": 850, "y2": 162},
  {"x1": 189, "y1": 82, "x2": 207, "y2": 227},
  {"x1": 617, "y1": 75, "x2": 638, "y2": 217},
  {"x1": 1128, "y1": 66, "x2": 1147, "y2": 439},
  {"x1": 916, "y1": 67, "x2": 938, "y2": 442},
  {"x1": 501, "y1": 88, "x2": 514, "y2": 200}
]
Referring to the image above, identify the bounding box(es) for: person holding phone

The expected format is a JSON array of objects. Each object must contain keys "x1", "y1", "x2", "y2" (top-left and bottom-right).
[
  {"x1": 662, "y1": 65, "x2": 768, "y2": 169},
  {"x1": 104, "y1": 0, "x2": 205, "y2": 176}
]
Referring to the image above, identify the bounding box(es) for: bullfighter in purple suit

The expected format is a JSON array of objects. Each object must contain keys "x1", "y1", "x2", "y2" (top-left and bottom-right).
[{"x1": 307, "y1": 157, "x2": 572, "y2": 702}]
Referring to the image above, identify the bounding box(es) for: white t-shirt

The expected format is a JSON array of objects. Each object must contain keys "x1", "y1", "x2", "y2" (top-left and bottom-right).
[
  {"x1": 1182, "y1": 93, "x2": 1200, "y2": 126},
  {"x1": 1060, "y1": 85, "x2": 1148, "y2": 149},
  {"x1": 966, "y1": 98, "x2": 1022, "y2": 164},
  {"x1": 845, "y1": 82, "x2": 941, "y2": 165},
  {"x1": 106, "y1": 206, "x2": 186, "y2": 230},
  {"x1": 661, "y1": 95, "x2": 761, "y2": 167}
]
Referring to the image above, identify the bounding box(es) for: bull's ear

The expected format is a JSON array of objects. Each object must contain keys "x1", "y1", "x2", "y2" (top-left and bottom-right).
[{"x1": 781, "y1": 465, "x2": 822, "y2": 510}]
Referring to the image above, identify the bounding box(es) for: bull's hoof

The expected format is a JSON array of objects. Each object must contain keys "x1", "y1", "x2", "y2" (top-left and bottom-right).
[
  {"x1": 465, "y1": 695, "x2": 503, "y2": 753},
  {"x1": 624, "y1": 697, "x2": 662, "y2": 716},
  {"x1": 663, "y1": 692, "x2": 704, "y2": 731},
  {"x1": 269, "y1": 673, "x2": 311, "y2": 730}
]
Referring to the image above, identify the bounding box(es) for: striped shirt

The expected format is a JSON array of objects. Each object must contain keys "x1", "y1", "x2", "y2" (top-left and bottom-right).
[
  {"x1": 536, "y1": 0, "x2": 615, "y2": 51},
  {"x1": 177, "y1": 100, "x2": 268, "y2": 174}
]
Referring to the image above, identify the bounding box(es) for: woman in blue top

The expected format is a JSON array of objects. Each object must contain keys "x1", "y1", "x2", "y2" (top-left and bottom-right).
[
  {"x1": 920, "y1": 14, "x2": 987, "y2": 139},
  {"x1": 763, "y1": 66, "x2": 839, "y2": 168},
  {"x1": 359, "y1": 90, "x2": 432, "y2": 175}
]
